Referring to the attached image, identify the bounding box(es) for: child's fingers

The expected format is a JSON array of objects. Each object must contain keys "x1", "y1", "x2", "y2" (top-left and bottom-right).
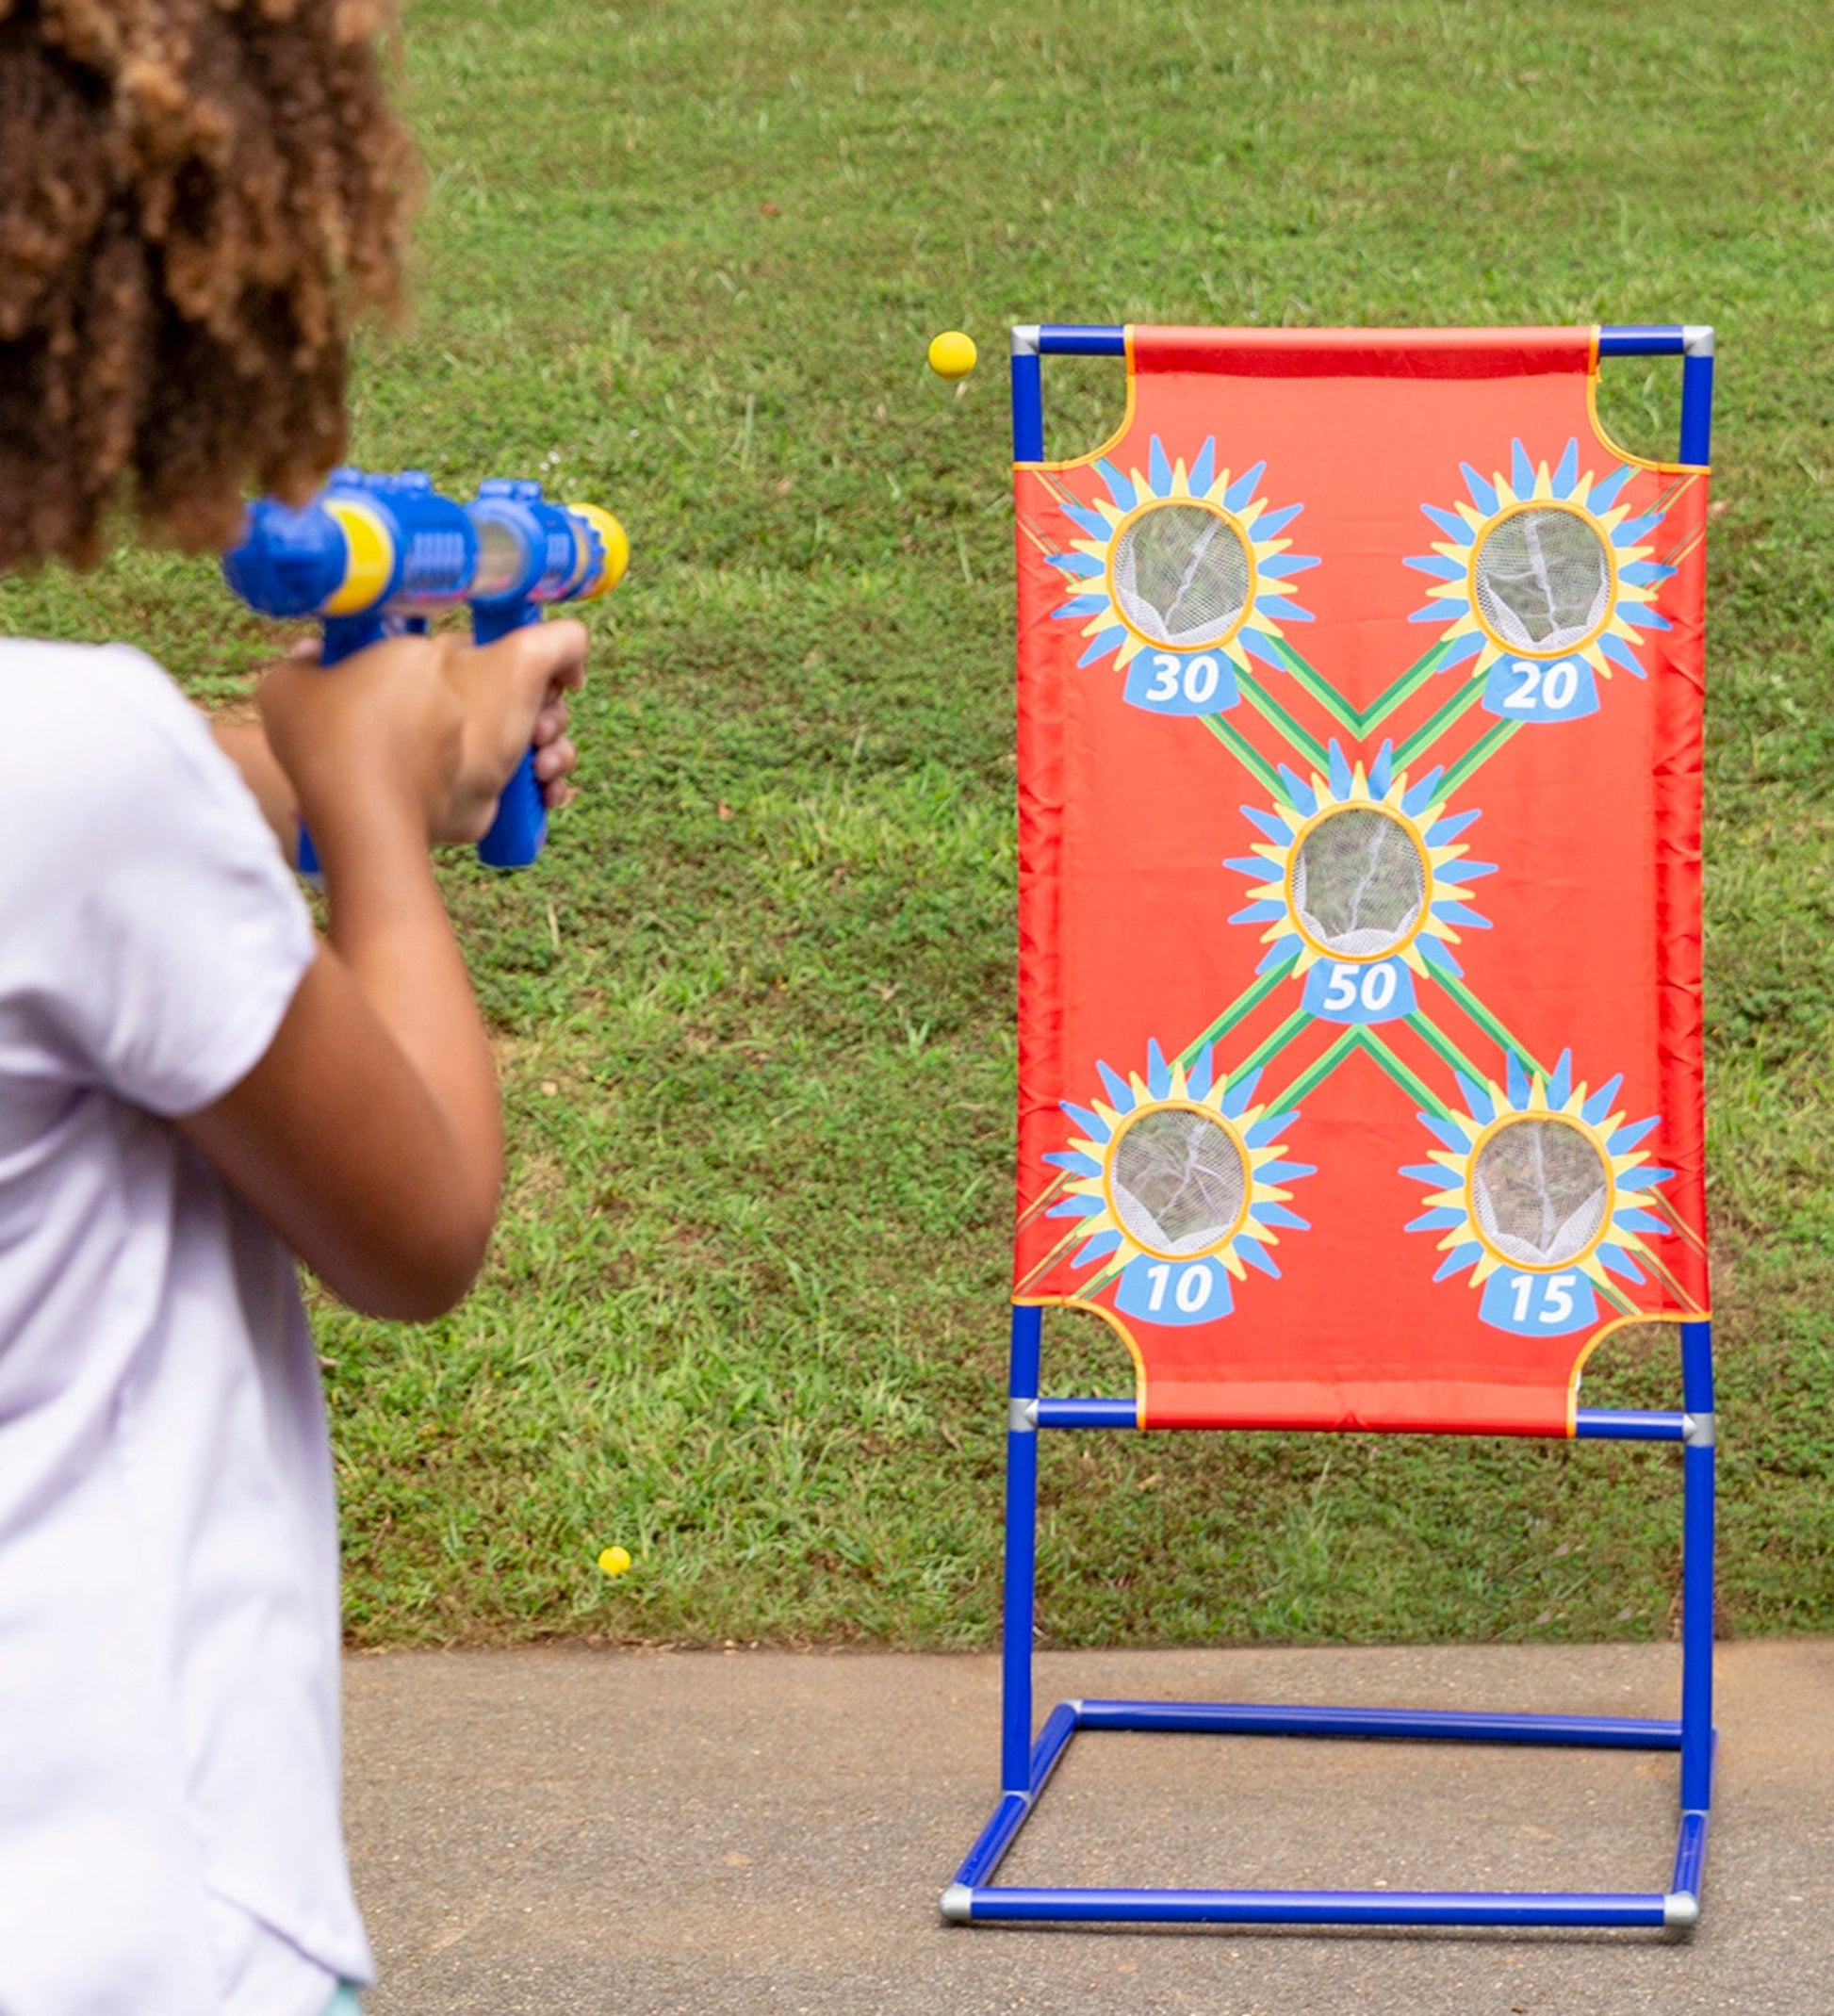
[
  {"x1": 532, "y1": 735, "x2": 577, "y2": 784},
  {"x1": 531, "y1": 695, "x2": 571, "y2": 749}
]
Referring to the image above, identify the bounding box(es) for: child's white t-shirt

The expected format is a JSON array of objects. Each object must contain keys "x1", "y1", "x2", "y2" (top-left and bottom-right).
[{"x1": 0, "y1": 642, "x2": 371, "y2": 2014}]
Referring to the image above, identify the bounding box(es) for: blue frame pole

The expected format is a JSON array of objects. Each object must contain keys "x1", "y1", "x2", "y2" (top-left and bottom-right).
[
  {"x1": 1002, "y1": 1305, "x2": 1041, "y2": 1795},
  {"x1": 1679, "y1": 1321, "x2": 1716, "y2": 1821}
]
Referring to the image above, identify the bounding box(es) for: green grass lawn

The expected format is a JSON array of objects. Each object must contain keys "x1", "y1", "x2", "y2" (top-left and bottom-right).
[{"x1": 6, "y1": 0, "x2": 1831, "y2": 1647}]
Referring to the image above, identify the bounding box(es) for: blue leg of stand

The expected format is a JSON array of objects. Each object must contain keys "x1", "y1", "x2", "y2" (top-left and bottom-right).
[
  {"x1": 1673, "y1": 1319, "x2": 1715, "y2": 1921},
  {"x1": 1003, "y1": 1305, "x2": 1041, "y2": 1795}
]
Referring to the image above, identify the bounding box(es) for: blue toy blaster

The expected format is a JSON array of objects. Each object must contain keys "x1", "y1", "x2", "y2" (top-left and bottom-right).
[{"x1": 222, "y1": 468, "x2": 628, "y2": 872}]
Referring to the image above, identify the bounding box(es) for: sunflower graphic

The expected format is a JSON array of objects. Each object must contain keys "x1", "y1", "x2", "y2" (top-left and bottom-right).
[
  {"x1": 1044, "y1": 1041, "x2": 1313, "y2": 1327},
  {"x1": 1405, "y1": 439, "x2": 1673, "y2": 723},
  {"x1": 1226, "y1": 740, "x2": 1494, "y2": 1025},
  {"x1": 1047, "y1": 436, "x2": 1318, "y2": 717},
  {"x1": 1400, "y1": 1052, "x2": 1673, "y2": 1336}
]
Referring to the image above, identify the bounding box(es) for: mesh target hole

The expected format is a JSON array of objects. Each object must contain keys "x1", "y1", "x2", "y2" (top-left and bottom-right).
[
  {"x1": 1470, "y1": 1118, "x2": 1610, "y2": 1267},
  {"x1": 1473, "y1": 507, "x2": 1612, "y2": 652},
  {"x1": 1291, "y1": 808, "x2": 1426, "y2": 959},
  {"x1": 1110, "y1": 503, "x2": 1252, "y2": 649},
  {"x1": 1110, "y1": 1107, "x2": 1249, "y2": 1257}
]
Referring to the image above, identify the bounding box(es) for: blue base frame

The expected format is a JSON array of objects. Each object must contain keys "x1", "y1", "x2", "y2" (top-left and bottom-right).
[{"x1": 945, "y1": 1310, "x2": 1717, "y2": 1932}]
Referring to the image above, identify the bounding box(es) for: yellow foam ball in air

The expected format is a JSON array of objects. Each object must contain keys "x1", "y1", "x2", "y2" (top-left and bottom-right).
[
  {"x1": 598, "y1": 1546, "x2": 632, "y2": 1577},
  {"x1": 927, "y1": 331, "x2": 978, "y2": 381}
]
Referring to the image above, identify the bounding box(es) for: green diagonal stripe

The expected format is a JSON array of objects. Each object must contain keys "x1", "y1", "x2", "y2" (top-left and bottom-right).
[
  {"x1": 1355, "y1": 1027, "x2": 1453, "y2": 1118},
  {"x1": 1268, "y1": 1027, "x2": 1359, "y2": 1108},
  {"x1": 1254, "y1": 636, "x2": 1361, "y2": 733},
  {"x1": 1434, "y1": 971, "x2": 1541, "y2": 1075},
  {"x1": 1202, "y1": 712, "x2": 1285, "y2": 797},
  {"x1": 1178, "y1": 960, "x2": 1297, "y2": 1068},
  {"x1": 1236, "y1": 667, "x2": 1331, "y2": 769},
  {"x1": 1394, "y1": 677, "x2": 1489, "y2": 769},
  {"x1": 1439, "y1": 717, "x2": 1520, "y2": 796},
  {"x1": 1404, "y1": 1008, "x2": 1482, "y2": 1085},
  {"x1": 1236, "y1": 1008, "x2": 1311, "y2": 1082}
]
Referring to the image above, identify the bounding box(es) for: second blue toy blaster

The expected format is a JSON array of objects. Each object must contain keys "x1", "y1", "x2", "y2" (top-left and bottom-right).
[{"x1": 223, "y1": 468, "x2": 628, "y2": 871}]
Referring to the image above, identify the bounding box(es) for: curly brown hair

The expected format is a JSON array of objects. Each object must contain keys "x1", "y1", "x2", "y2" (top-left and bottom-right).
[{"x1": 0, "y1": 0, "x2": 416, "y2": 568}]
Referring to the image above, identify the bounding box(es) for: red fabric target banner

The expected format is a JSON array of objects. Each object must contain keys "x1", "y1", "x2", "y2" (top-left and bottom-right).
[{"x1": 1011, "y1": 327, "x2": 1710, "y2": 1436}]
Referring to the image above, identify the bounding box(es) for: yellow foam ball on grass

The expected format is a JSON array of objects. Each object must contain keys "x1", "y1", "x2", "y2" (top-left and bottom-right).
[
  {"x1": 927, "y1": 331, "x2": 978, "y2": 380},
  {"x1": 598, "y1": 1546, "x2": 632, "y2": 1578}
]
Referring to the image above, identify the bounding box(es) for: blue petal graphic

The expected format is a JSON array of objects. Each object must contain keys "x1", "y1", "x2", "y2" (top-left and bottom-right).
[
  {"x1": 1434, "y1": 1240, "x2": 1483, "y2": 1281},
  {"x1": 1418, "y1": 1112, "x2": 1474, "y2": 1153},
  {"x1": 1326, "y1": 740, "x2": 1354, "y2": 801},
  {"x1": 1148, "y1": 436, "x2": 1172, "y2": 497},
  {"x1": 1613, "y1": 1207, "x2": 1668, "y2": 1235},
  {"x1": 1254, "y1": 1160, "x2": 1317, "y2": 1186},
  {"x1": 1077, "y1": 626, "x2": 1129, "y2": 667},
  {"x1": 1597, "y1": 633, "x2": 1647, "y2": 677},
  {"x1": 1243, "y1": 1106, "x2": 1297, "y2": 1147},
  {"x1": 1050, "y1": 550, "x2": 1105, "y2": 578},
  {"x1": 1400, "y1": 766, "x2": 1446, "y2": 818},
  {"x1": 1608, "y1": 1115, "x2": 1660, "y2": 1152},
  {"x1": 1411, "y1": 601, "x2": 1458, "y2": 624},
  {"x1": 1255, "y1": 595, "x2": 1314, "y2": 622},
  {"x1": 1073, "y1": 1229, "x2": 1124, "y2": 1268},
  {"x1": 1221, "y1": 1068, "x2": 1265, "y2": 1118},
  {"x1": 1097, "y1": 459, "x2": 1136, "y2": 511},
  {"x1": 1223, "y1": 460, "x2": 1268, "y2": 513},
  {"x1": 1049, "y1": 1195, "x2": 1106, "y2": 1219},
  {"x1": 1230, "y1": 899, "x2": 1289, "y2": 925},
  {"x1": 1511, "y1": 440, "x2": 1537, "y2": 496},
  {"x1": 1579, "y1": 1076, "x2": 1621, "y2": 1126},
  {"x1": 1552, "y1": 439, "x2": 1580, "y2": 499},
  {"x1": 1461, "y1": 464, "x2": 1500, "y2": 515},
  {"x1": 1401, "y1": 1162, "x2": 1454, "y2": 1186},
  {"x1": 1257, "y1": 553, "x2": 1320, "y2": 578},
  {"x1": 1250, "y1": 1202, "x2": 1309, "y2": 1231},
  {"x1": 1062, "y1": 1100, "x2": 1110, "y2": 1141},
  {"x1": 1097, "y1": 1060, "x2": 1136, "y2": 1111},
  {"x1": 1257, "y1": 938, "x2": 1301, "y2": 974},
  {"x1": 1433, "y1": 860, "x2": 1498, "y2": 883},
  {"x1": 1454, "y1": 1072, "x2": 1495, "y2": 1122},
  {"x1": 1614, "y1": 1166, "x2": 1674, "y2": 1190},
  {"x1": 1416, "y1": 935, "x2": 1464, "y2": 977},
  {"x1": 1225, "y1": 855, "x2": 1276, "y2": 877},
  {"x1": 1617, "y1": 560, "x2": 1673, "y2": 586},
  {"x1": 1240, "y1": 805, "x2": 1297, "y2": 844},
  {"x1": 1236, "y1": 1237, "x2": 1282, "y2": 1279},
  {"x1": 1506, "y1": 1052, "x2": 1532, "y2": 1107},
  {"x1": 1369, "y1": 741, "x2": 1395, "y2": 796},
  {"x1": 1548, "y1": 1050, "x2": 1573, "y2": 1107},
  {"x1": 1597, "y1": 1242, "x2": 1646, "y2": 1283},
  {"x1": 1613, "y1": 512, "x2": 1663, "y2": 545},
  {"x1": 1406, "y1": 553, "x2": 1469, "y2": 580},
  {"x1": 1186, "y1": 1044, "x2": 1215, "y2": 1101},
  {"x1": 1253, "y1": 501, "x2": 1303, "y2": 538},
  {"x1": 1063, "y1": 502, "x2": 1111, "y2": 540},
  {"x1": 1043, "y1": 1150, "x2": 1105, "y2": 1176},
  {"x1": 1408, "y1": 1206, "x2": 1468, "y2": 1232},
  {"x1": 1277, "y1": 764, "x2": 1318, "y2": 815},
  {"x1": 1424, "y1": 807, "x2": 1481, "y2": 845},
  {"x1": 1422, "y1": 502, "x2": 1476, "y2": 545},
  {"x1": 1439, "y1": 630, "x2": 1485, "y2": 665},
  {"x1": 1189, "y1": 437, "x2": 1217, "y2": 495},
  {"x1": 1618, "y1": 603, "x2": 1671, "y2": 631},
  {"x1": 1586, "y1": 465, "x2": 1633, "y2": 513},
  {"x1": 1146, "y1": 1039, "x2": 1171, "y2": 1101}
]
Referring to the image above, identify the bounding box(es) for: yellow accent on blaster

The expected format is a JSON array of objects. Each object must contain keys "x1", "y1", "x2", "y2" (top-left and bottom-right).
[
  {"x1": 565, "y1": 502, "x2": 630, "y2": 598},
  {"x1": 322, "y1": 500, "x2": 395, "y2": 615}
]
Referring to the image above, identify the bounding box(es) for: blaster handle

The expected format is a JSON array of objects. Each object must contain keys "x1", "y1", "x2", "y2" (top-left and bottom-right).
[{"x1": 472, "y1": 599, "x2": 549, "y2": 870}]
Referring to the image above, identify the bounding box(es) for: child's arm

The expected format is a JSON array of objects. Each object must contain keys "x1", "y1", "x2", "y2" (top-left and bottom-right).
[{"x1": 178, "y1": 623, "x2": 586, "y2": 1320}]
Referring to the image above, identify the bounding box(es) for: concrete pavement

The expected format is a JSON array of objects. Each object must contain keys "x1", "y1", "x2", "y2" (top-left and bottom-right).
[{"x1": 344, "y1": 1639, "x2": 1832, "y2": 2014}]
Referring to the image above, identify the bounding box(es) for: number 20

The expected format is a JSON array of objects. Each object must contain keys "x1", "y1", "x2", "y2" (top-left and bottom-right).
[{"x1": 1503, "y1": 659, "x2": 1580, "y2": 712}]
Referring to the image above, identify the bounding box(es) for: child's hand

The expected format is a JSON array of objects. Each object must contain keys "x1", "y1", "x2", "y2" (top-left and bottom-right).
[{"x1": 255, "y1": 621, "x2": 586, "y2": 852}]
